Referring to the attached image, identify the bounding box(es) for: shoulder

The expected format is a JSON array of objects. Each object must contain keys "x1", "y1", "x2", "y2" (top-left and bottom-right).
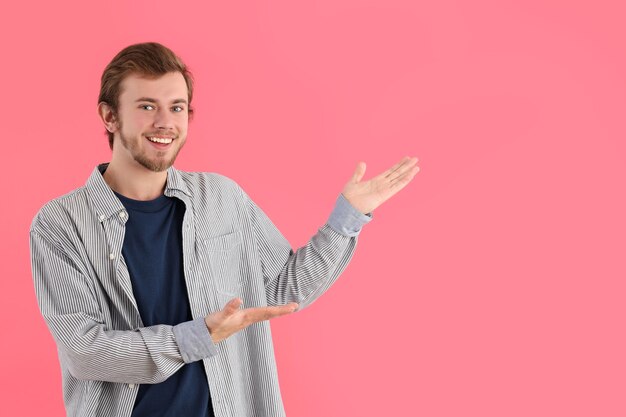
[
  {"x1": 172, "y1": 170, "x2": 258, "y2": 222},
  {"x1": 176, "y1": 170, "x2": 246, "y2": 200},
  {"x1": 30, "y1": 186, "x2": 91, "y2": 240},
  {"x1": 178, "y1": 170, "x2": 240, "y2": 189}
]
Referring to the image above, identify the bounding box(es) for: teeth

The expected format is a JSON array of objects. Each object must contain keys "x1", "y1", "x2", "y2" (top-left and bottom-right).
[{"x1": 147, "y1": 136, "x2": 173, "y2": 144}]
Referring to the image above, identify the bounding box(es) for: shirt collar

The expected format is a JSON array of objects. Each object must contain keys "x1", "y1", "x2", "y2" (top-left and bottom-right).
[{"x1": 85, "y1": 163, "x2": 191, "y2": 222}]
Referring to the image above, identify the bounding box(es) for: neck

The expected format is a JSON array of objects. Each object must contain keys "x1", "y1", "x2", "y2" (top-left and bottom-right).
[{"x1": 103, "y1": 159, "x2": 168, "y2": 201}]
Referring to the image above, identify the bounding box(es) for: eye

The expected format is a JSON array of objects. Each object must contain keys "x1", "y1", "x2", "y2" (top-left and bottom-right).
[
  {"x1": 141, "y1": 104, "x2": 155, "y2": 110},
  {"x1": 172, "y1": 106, "x2": 185, "y2": 112}
]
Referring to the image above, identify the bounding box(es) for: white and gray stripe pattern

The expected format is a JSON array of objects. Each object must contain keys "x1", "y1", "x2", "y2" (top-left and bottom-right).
[{"x1": 30, "y1": 163, "x2": 372, "y2": 417}]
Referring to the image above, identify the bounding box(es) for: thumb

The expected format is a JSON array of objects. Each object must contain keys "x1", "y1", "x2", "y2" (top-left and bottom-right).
[
  {"x1": 223, "y1": 298, "x2": 243, "y2": 317},
  {"x1": 351, "y1": 161, "x2": 366, "y2": 183}
]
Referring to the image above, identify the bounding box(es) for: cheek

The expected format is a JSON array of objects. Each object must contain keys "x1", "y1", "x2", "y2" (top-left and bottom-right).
[
  {"x1": 122, "y1": 113, "x2": 152, "y2": 132},
  {"x1": 177, "y1": 118, "x2": 189, "y2": 133}
]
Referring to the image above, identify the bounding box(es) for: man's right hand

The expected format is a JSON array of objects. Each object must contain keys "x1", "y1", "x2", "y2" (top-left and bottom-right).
[{"x1": 204, "y1": 298, "x2": 299, "y2": 344}]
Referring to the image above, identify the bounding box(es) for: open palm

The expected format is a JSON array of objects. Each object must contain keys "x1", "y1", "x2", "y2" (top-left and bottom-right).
[{"x1": 342, "y1": 156, "x2": 420, "y2": 214}]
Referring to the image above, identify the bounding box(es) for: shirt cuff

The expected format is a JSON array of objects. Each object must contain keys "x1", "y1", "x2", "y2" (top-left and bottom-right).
[
  {"x1": 327, "y1": 194, "x2": 373, "y2": 237},
  {"x1": 172, "y1": 317, "x2": 218, "y2": 363}
]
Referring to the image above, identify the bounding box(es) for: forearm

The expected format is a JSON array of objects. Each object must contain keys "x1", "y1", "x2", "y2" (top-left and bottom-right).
[
  {"x1": 254, "y1": 194, "x2": 372, "y2": 309},
  {"x1": 45, "y1": 313, "x2": 216, "y2": 385},
  {"x1": 264, "y1": 223, "x2": 358, "y2": 309},
  {"x1": 52, "y1": 318, "x2": 181, "y2": 384}
]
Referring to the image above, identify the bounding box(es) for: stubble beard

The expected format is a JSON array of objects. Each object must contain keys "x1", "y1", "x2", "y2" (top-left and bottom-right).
[{"x1": 118, "y1": 121, "x2": 184, "y2": 173}]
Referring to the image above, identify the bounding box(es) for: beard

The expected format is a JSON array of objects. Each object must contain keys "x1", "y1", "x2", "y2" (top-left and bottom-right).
[{"x1": 118, "y1": 121, "x2": 185, "y2": 172}]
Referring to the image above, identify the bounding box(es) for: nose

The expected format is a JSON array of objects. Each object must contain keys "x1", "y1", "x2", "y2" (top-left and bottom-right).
[{"x1": 153, "y1": 107, "x2": 175, "y2": 130}]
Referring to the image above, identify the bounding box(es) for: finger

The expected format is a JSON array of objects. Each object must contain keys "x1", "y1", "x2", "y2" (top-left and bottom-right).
[
  {"x1": 222, "y1": 298, "x2": 243, "y2": 317},
  {"x1": 386, "y1": 157, "x2": 419, "y2": 182},
  {"x1": 381, "y1": 156, "x2": 412, "y2": 180},
  {"x1": 350, "y1": 162, "x2": 367, "y2": 183},
  {"x1": 390, "y1": 163, "x2": 420, "y2": 182},
  {"x1": 389, "y1": 165, "x2": 420, "y2": 191},
  {"x1": 244, "y1": 303, "x2": 299, "y2": 323}
]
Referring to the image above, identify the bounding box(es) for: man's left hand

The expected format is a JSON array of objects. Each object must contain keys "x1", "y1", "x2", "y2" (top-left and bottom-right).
[{"x1": 342, "y1": 156, "x2": 420, "y2": 214}]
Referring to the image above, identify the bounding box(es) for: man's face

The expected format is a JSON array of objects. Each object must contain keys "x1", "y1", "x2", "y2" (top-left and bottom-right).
[{"x1": 112, "y1": 72, "x2": 189, "y2": 172}]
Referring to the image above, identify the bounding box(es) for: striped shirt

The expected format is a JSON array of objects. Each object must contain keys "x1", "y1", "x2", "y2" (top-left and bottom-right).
[{"x1": 30, "y1": 163, "x2": 372, "y2": 417}]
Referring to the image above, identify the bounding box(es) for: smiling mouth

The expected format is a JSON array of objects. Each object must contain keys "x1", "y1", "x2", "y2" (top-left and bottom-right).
[{"x1": 146, "y1": 135, "x2": 175, "y2": 144}]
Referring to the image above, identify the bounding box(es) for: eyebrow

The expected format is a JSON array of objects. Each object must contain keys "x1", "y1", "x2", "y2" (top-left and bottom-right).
[{"x1": 135, "y1": 97, "x2": 188, "y2": 105}]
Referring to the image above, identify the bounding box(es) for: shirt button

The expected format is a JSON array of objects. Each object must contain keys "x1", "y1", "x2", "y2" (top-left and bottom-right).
[
  {"x1": 119, "y1": 211, "x2": 127, "y2": 219},
  {"x1": 109, "y1": 253, "x2": 116, "y2": 260},
  {"x1": 128, "y1": 384, "x2": 135, "y2": 389},
  {"x1": 98, "y1": 214, "x2": 105, "y2": 222}
]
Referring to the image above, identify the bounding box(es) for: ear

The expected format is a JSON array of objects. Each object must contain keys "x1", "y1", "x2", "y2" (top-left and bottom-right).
[{"x1": 97, "y1": 102, "x2": 119, "y2": 133}]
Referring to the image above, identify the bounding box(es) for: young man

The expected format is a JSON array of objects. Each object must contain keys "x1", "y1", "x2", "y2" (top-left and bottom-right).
[{"x1": 30, "y1": 42, "x2": 419, "y2": 417}]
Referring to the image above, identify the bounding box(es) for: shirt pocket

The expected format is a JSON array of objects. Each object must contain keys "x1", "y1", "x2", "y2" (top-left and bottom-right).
[{"x1": 200, "y1": 231, "x2": 243, "y2": 307}]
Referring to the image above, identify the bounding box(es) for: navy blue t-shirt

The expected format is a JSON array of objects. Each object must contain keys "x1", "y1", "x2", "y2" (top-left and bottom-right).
[{"x1": 114, "y1": 191, "x2": 214, "y2": 417}]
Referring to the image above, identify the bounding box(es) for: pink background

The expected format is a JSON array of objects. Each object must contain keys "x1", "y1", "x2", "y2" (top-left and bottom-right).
[{"x1": 2, "y1": 0, "x2": 625, "y2": 416}]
